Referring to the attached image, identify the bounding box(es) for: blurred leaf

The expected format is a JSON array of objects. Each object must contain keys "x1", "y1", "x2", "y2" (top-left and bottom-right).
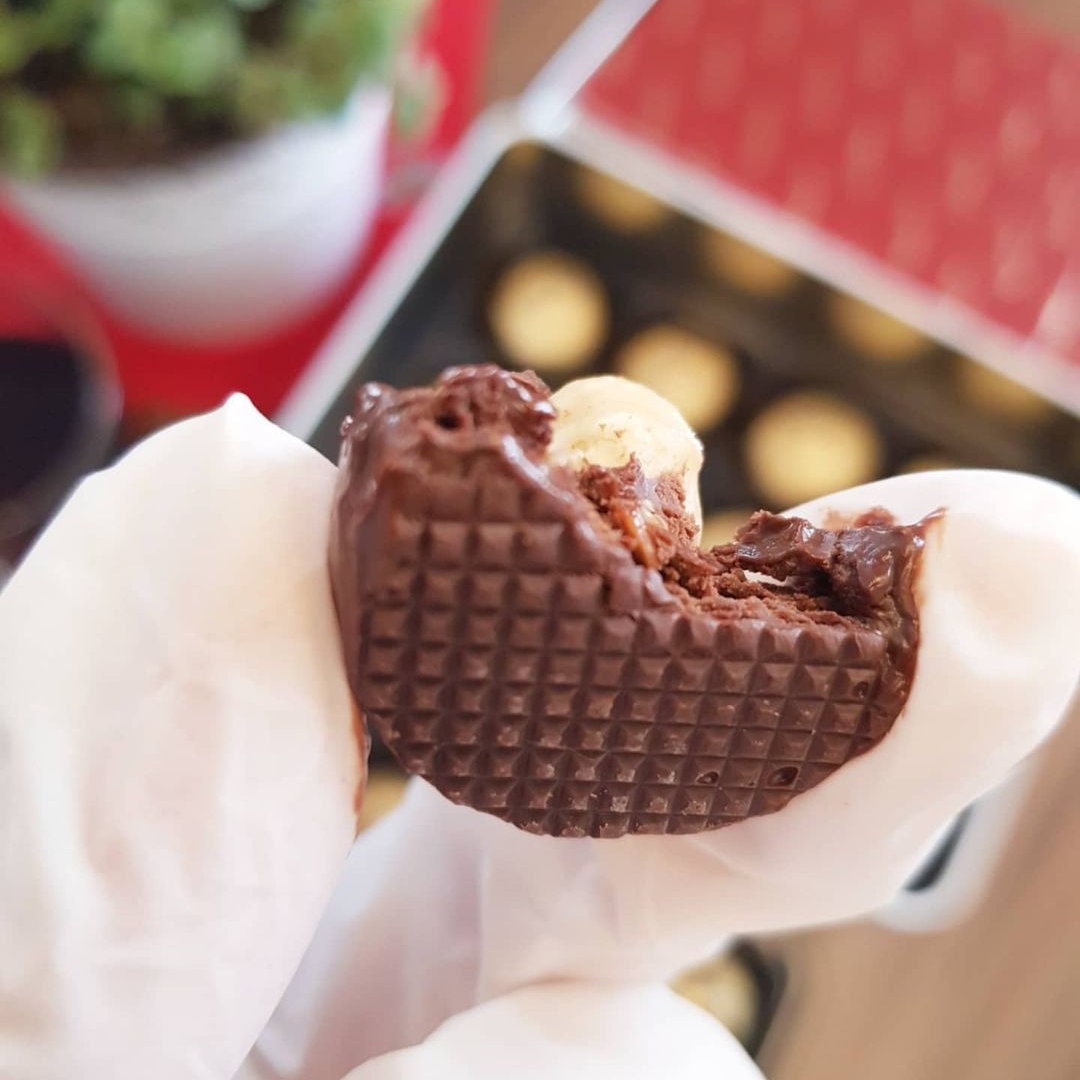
[
  {"x1": 148, "y1": 8, "x2": 244, "y2": 96},
  {"x1": 233, "y1": 51, "x2": 311, "y2": 129},
  {"x1": 114, "y1": 82, "x2": 165, "y2": 129},
  {"x1": 19, "y1": 0, "x2": 95, "y2": 50},
  {"x1": 0, "y1": 11, "x2": 32, "y2": 75},
  {"x1": 87, "y1": 1, "x2": 243, "y2": 97},
  {"x1": 288, "y1": 0, "x2": 430, "y2": 109},
  {"x1": 85, "y1": 0, "x2": 165, "y2": 79},
  {"x1": 1, "y1": 0, "x2": 431, "y2": 172},
  {"x1": 0, "y1": 87, "x2": 62, "y2": 177}
]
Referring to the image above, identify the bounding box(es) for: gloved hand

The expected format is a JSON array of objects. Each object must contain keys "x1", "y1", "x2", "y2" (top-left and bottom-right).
[{"x1": 2, "y1": 397, "x2": 1077, "y2": 1080}]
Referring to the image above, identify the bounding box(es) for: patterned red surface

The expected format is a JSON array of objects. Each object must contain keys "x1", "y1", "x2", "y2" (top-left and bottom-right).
[{"x1": 581, "y1": 0, "x2": 1080, "y2": 363}]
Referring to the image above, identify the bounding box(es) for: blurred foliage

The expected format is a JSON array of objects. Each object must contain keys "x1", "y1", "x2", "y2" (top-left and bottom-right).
[
  {"x1": 0, "y1": 87, "x2": 62, "y2": 176},
  {"x1": 0, "y1": 0, "x2": 430, "y2": 177}
]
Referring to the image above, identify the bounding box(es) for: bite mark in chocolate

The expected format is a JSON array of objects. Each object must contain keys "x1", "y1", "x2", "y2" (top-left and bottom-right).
[{"x1": 330, "y1": 366, "x2": 930, "y2": 838}]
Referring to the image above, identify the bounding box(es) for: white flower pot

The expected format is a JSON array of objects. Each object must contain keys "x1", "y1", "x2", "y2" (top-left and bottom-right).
[{"x1": 3, "y1": 86, "x2": 391, "y2": 343}]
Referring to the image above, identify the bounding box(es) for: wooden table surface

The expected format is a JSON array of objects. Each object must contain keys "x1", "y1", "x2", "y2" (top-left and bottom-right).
[
  {"x1": 764, "y1": 711, "x2": 1080, "y2": 1080},
  {"x1": 484, "y1": 4, "x2": 1080, "y2": 1078}
]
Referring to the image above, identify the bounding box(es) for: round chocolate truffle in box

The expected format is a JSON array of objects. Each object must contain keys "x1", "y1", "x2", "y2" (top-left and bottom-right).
[
  {"x1": 487, "y1": 250, "x2": 609, "y2": 376},
  {"x1": 956, "y1": 358, "x2": 1054, "y2": 424},
  {"x1": 827, "y1": 293, "x2": 931, "y2": 364},
  {"x1": 704, "y1": 231, "x2": 799, "y2": 298},
  {"x1": 900, "y1": 453, "x2": 963, "y2": 475},
  {"x1": 575, "y1": 168, "x2": 671, "y2": 233},
  {"x1": 745, "y1": 391, "x2": 883, "y2": 509},
  {"x1": 357, "y1": 768, "x2": 408, "y2": 833},
  {"x1": 330, "y1": 367, "x2": 926, "y2": 838},
  {"x1": 616, "y1": 324, "x2": 740, "y2": 433},
  {"x1": 671, "y1": 951, "x2": 759, "y2": 1047}
]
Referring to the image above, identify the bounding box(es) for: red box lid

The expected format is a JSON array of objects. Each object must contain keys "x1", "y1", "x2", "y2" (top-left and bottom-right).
[{"x1": 577, "y1": 0, "x2": 1080, "y2": 374}]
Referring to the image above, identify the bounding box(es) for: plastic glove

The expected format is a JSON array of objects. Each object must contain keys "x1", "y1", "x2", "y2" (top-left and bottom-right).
[
  {"x1": 343, "y1": 983, "x2": 764, "y2": 1080},
  {"x1": 2, "y1": 398, "x2": 1077, "y2": 1080},
  {"x1": 0, "y1": 398, "x2": 360, "y2": 1079}
]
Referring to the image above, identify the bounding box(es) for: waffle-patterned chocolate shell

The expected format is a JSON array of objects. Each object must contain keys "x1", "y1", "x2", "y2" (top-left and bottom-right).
[{"x1": 330, "y1": 369, "x2": 921, "y2": 839}]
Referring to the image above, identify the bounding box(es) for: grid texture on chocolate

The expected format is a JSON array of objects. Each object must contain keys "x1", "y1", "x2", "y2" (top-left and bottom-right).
[{"x1": 337, "y1": 438, "x2": 897, "y2": 839}]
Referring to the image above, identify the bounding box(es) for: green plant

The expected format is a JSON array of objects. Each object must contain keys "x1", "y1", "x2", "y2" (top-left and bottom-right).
[{"x1": 0, "y1": 0, "x2": 430, "y2": 177}]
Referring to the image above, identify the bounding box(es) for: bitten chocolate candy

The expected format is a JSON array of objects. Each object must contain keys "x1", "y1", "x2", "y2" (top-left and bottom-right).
[{"x1": 330, "y1": 367, "x2": 926, "y2": 838}]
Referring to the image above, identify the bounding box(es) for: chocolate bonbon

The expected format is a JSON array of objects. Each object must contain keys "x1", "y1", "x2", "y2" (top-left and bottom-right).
[
  {"x1": 744, "y1": 391, "x2": 883, "y2": 508},
  {"x1": 330, "y1": 366, "x2": 928, "y2": 838},
  {"x1": 487, "y1": 251, "x2": 608, "y2": 375},
  {"x1": 615, "y1": 324, "x2": 739, "y2": 434}
]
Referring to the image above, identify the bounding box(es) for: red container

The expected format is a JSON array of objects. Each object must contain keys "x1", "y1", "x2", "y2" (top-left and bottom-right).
[{"x1": 574, "y1": 0, "x2": 1080, "y2": 408}]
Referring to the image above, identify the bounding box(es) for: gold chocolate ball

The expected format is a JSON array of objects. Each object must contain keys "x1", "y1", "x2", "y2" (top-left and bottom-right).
[
  {"x1": 358, "y1": 768, "x2": 408, "y2": 832},
  {"x1": 899, "y1": 454, "x2": 963, "y2": 475},
  {"x1": 488, "y1": 251, "x2": 609, "y2": 375},
  {"x1": 827, "y1": 293, "x2": 931, "y2": 363},
  {"x1": 704, "y1": 231, "x2": 798, "y2": 298},
  {"x1": 616, "y1": 324, "x2": 740, "y2": 433},
  {"x1": 745, "y1": 391, "x2": 883, "y2": 507},
  {"x1": 956, "y1": 359, "x2": 1054, "y2": 424},
  {"x1": 576, "y1": 168, "x2": 671, "y2": 232},
  {"x1": 671, "y1": 951, "x2": 758, "y2": 1046}
]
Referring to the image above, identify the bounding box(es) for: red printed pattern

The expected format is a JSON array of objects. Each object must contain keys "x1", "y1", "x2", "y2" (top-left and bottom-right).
[{"x1": 582, "y1": 0, "x2": 1080, "y2": 362}]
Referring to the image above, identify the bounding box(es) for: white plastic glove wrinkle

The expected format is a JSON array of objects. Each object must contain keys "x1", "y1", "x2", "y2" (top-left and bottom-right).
[{"x1": 0, "y1": 397, "x2": 361, "y2": 1080}]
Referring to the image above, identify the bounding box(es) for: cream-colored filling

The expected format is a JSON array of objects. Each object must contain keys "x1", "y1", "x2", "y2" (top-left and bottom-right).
[{"x1": 548, "y1": 375, "x2": 705, "y2": 530}]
